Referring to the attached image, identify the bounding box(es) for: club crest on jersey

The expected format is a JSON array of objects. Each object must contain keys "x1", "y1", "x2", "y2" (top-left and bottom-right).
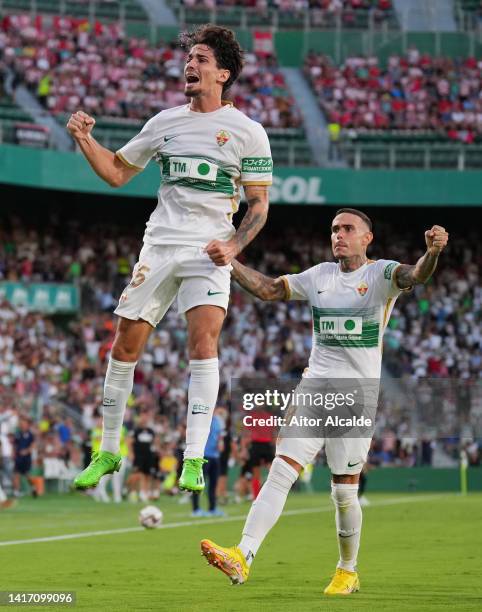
[
  {"x1": 216, "y1": 129, "x2": 230, "y2": 147},
  {"x1": 357, "y1": 282, "x2": 368, "y2": 296}
]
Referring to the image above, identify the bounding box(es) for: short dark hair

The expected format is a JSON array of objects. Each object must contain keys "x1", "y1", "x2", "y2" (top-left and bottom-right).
[
  {"x1": 179, "y1": 24, "x2": 244, "y2": 96},
  {"x1": 335, "y1": 208, "x2": 372, "y2": 232}
]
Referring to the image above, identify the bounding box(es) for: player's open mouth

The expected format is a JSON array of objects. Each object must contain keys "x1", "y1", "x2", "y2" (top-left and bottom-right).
[{"x1": 185, "y1": 74, "x2": 200, "y2": 84}]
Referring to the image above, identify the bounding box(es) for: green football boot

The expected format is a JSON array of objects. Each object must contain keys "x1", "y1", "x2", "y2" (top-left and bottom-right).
[
  {"x1": 73, "y1": 451, "x2": 122, "y2": 489},
  {"x1": 178, "y1": 458, "x2": 207, "y2": 492}
]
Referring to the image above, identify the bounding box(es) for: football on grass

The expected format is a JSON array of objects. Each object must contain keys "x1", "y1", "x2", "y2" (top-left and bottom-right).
[{"x1": 139, "y1": 505, "x2": 163, "y2": 529}]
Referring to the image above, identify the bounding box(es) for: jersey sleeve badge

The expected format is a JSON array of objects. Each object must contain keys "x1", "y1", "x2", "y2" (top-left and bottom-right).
[{"x1": 383, "y1": 262, "x2": 397, "y2": 280}]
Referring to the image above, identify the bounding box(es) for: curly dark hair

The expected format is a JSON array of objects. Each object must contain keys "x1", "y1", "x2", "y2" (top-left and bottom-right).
[{"x1": 179, "y1": 24, "x2": 244, "y2": 96}]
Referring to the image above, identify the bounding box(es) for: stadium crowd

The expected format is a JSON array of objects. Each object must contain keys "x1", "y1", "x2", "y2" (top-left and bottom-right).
[
  {"x1": 305, "y1": 49, "x2": 482, "y2": 142},
  {"x1": 0, "y1": 13, "x2": 301, "y2": 128},
  {"x1": 0, "y1": 209, "x2": 480, "y2": 501}
]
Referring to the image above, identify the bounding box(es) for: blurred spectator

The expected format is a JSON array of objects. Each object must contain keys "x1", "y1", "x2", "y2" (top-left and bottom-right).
[
  {"x1": 0, "y1": 403, "x2": 16, "y2": 492},
  {"x1": 13, "y1": 417, "x2": 36, "y2": 496},
  {"x1": 0, "y1": 481, "x2": 15, "y2": 509},
  {"x1": 130, "y1": 410, "x2": 157, "y2": 503},
  {"x1": 191, "y1": 407, "x2": 225, "y2": 517}
]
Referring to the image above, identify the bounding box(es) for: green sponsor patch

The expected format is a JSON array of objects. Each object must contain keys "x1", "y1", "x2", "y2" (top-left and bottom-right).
[
  {"x1": 312, "y1": 307, "x2": 380, "y2": 348},
  {"x1": 159, "y1": 154, "x2": 235, "y2": 195},
  {"x1": 384, "y1": 262, "x2": 397, "y2": 280},
  {"x1": 242, "y1": 157, "x2": 273, "y2": 173}
]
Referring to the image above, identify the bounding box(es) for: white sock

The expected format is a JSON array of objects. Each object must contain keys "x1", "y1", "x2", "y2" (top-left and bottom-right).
[
  {"x1": 0, "y1": 484, "x2": 6, "y2": 503},
  {"x1": 184, "y1": 358, "x2": 219, "y2": 460},
  {"x1": 100, "y1": 358, "x2": 136, "y2": 454},
  {"x1": 238, "y1": 457, "x2": 299, "y2": 566},
  {"x1": 331, "y1": 483, "x2": 362, "y2": 572}
]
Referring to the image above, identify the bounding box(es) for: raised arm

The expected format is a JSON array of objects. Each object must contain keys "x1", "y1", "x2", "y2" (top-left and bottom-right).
[
  {"x1": 231, "y1": 259, "x2": 287, "y2": 301},
  {"x1": 205, "y1": 184, "x2": 269, "y2": 266},
  {"x1": 67, "y1": 111, "x2": 140, "y2": 188},
  {"x1": 395, "y1": 225, "x2": 449, "y2": 289}
]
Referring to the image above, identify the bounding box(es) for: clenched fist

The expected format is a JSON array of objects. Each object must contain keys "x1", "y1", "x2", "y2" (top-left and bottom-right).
[
  {"x1": 66, "y1": 110, "x2": 95, "y2": 140},
  {"x1": 205, "y1": 239, "x2": 239, "y2": 266},
  {"x1": 425, "y1": 225, "x2": 449, "y2": 255}
]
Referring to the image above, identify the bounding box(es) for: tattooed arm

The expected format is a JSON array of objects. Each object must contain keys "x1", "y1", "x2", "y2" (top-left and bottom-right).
[
  {"x1": 205, "y1": 185, "x2": 269, "y2": 266},
  {"x1": 395, "y1": 225, "x2": 449, "y2": 289},
  {"x1": 231, "y1": 259, "x2": 287, "y2": 301}
]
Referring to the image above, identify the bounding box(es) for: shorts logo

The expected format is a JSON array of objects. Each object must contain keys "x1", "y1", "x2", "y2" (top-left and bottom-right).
[
  {"x1": 357, "y1": 282, "x2": 368, "y2": 296},
  {"x1": 216, "y1": 129, "x2": 230, "y2": 147},
  {"x1": 191, "y1": 403, "x2": 209, "y2": 415},
  {"x1": 384, "y1": 262, "x2": 397, "y2": 280},
  {"x1": 241, "y1": 157, "x2": 273, "y2": 173}
]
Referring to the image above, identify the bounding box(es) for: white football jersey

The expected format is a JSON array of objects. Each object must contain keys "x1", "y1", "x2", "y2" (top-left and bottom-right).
[
  {"x1": 282, "y1": 259, "x2": 404, "y2": 379},
  {"x1": 116, "y1": 103, "x2": 272, "y2": 247}
]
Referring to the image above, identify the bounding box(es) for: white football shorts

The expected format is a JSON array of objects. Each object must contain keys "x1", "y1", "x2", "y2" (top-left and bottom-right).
[
  {"x1": 276, "y1": 378, "x2": 374, "y2": 475},
  {"x1": 114, "y1": 244, "x2": 231, "y2": 327},
  {"x1": 277, "y1": 435, "x2": 371, "y2": 475}
]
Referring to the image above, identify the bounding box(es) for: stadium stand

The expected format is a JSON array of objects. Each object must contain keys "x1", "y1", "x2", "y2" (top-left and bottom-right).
[
  {"x1": 0, "y1": 13, "x2": 310, "y2": 165},
  {"x1": 0, "y1": 95, "x2": 47, "y2": 146},
  {"x1": 172, "y1": 0, "x2": 398, "y2": 30},
  {"x1": 304, "y1": 50, "x2": 482, "y2": 168},
  {"x1": 454, "y1": 0, "x2": 482, "y2": 24}
]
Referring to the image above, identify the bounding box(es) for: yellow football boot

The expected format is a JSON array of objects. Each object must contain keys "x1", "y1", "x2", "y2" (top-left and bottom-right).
[
  {"x1": 200, "y1": 539, "x2": 249, "y2": 585},
  {"x1": 324, "y1": 567, "x2": 360, "y2": 595}
]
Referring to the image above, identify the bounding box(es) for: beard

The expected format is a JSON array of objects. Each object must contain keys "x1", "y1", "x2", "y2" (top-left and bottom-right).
[{"x1": 184, "y1": 84, "x2": 202, "y2": 98}]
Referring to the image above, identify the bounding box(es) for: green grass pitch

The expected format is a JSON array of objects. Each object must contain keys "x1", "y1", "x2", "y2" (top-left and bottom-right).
[{"x1": 1, "y1": 491, "x2": 481, "y2": 611}]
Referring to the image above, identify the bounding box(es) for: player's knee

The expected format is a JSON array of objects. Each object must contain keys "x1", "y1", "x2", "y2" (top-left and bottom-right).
[
  {"x1": 188, "y1": 334, "x2": 219, "y2": 359},
  {"x1": 278, "y1": 454, "x2": 303, "y2": 473},
  {"x1": 111, "y1": 342, "x2": 140, "y2": 362},
  {"x1": 266, "y1": 457, "x2": 299, "y2": 493},
  {"x1": 111, "y1": 334, "x2": 141, "y2": 362}
]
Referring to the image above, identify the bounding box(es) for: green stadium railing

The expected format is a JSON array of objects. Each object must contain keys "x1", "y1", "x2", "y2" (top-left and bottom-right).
[
  {"x1": 0, "y1": 97, "x2": 52, "y2": 147},
  {"x1": 454, "y1": 0, "x2": 482, "y2": 32},
  {"x1": 339, "y1": 140, "x2": 482, "y2": 170},
  {"x1": 0, "y1": 0, "x2": 148, "y2": 22}
]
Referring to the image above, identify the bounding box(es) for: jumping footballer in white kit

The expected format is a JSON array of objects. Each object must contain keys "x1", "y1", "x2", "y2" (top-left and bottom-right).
[
  {"x1": 67, "y1": 25, "x2": 273, "y2": 493},
  {"x1": 200, "y1": 208, "x2": 449, "y2": 594}
]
